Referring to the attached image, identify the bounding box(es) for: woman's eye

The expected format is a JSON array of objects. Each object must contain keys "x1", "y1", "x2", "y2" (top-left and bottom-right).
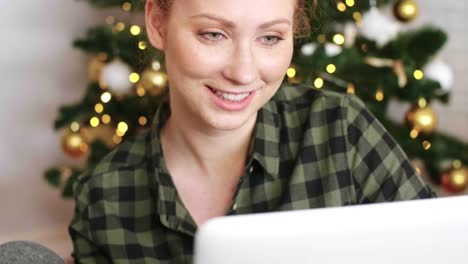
[
  {"x1": 201, "y1": 32, "x2": 225, "y2": 41},
  {"x1": 260, "y1": 35, "x2": 282, "y2": 45}
]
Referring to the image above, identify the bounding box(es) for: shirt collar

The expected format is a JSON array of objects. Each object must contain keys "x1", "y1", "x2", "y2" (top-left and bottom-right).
[
  {"x1": 148, "y1": 99, "x2": 198, "y2": 234},
  {"x1": 149, "y1": 93, "x2": 282, "y2": 176},
  {"x1": 250, "y1": 98, "x2": 281, "y2": 179}
]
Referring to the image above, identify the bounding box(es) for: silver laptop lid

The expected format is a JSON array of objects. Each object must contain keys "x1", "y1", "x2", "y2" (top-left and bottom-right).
[{"x1": 194, "y1": 196, "x2": 468, "y2": 264}]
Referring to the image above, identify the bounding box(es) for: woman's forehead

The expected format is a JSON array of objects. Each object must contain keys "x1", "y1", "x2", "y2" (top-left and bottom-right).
[{"x1": 171, "y1": 0, "x2": 296, "y2": 22}]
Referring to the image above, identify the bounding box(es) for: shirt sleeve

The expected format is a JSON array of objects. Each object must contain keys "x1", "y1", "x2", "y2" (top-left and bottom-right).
[
  {"x1": 343, "y1": 94, "x2": 436, "y2": 203},
  {"x1": 69, "y1": 172, "x2": 113, "y2": 264}
]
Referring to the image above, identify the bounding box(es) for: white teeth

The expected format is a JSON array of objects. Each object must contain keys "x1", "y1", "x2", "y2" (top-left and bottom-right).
[{"x1": 214, "y1": 90, "x2": 250, "y2": 102}]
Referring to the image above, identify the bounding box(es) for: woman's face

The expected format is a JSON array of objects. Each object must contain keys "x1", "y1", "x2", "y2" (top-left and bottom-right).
[{"x1": 147, "y1": 0, "x2": 295, "y2": 132}]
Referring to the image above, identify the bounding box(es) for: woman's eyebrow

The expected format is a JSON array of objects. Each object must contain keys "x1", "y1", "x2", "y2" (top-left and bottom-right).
[{"x1": 190, "y1": 13, "x2": 291, "y2": 29}]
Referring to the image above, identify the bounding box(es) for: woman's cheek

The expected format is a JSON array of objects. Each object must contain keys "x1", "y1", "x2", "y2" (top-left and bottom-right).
[
  {"x1": 173, "y1": 37, "x2": 228, "y2": 79},
  {"x1": 259, "y1": 46, "x2": 293, "y2": 83}
]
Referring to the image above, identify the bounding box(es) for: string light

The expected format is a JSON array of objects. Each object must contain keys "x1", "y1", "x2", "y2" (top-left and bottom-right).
[
  {"x1": 418, "y1": 98, "x2": 427, "y2": 108},
  {"x1": 138, "y1": 116, "x2": 148, "y2": 126},
  {"x1": 90, "y1": 117, "x2": 100, "y2": 127},
  {"x1": 115, "y1": 22, "x2": 126, "y2": 32},
  {"x1": 121, "y1": 2, "x2": 131, "y2": 11},
  {"x1": 314, "y1": 78, "x2": 324, "y2": 89},
  {"x1": 117, "y1": 122, "x2": 129, "y2": 136},
  {"x1": 375, "y1": 89, "x2": 384, "y2": 102},
  {"x1": 136, "y1": 86, "x2": 146, "y2": 97},
  {"x1": 95, "y1": 103, "x2": 104, "y2": 114},
  {"x1": 102, "y1": 114, "x2": 111, "y2": 124},
  {"x1": 116, "y1": 129, "x2": 126, "y2": 137},
  {"x1": 130, "y1": 25, "x2": 141, "y2": 36},
  {"x1": 129, "y1": 72, "x2": 140, "y2": 83},
  {"x1": 118, "y1": 122, "x2": 128, "y2": 132},
  {"x1": 422, "y1": 141, "x2": 431, "y2": 150},
  {"x1": 337, "y1": 2, "x2": 346, "y2": 12},
  {"x1": 410, "y1": 129, "x2": 419, "y2": 139},
  {"x1": 345, "y1": 0, "x2": 355, "y2": 7},
  {"x1": 413, "y1": 69, "x2": 424, "y2": 80},
  {"x1": 333, "y1": 34, "x2": 345, "y2": 45},
  {"x1": 346, "y1": 84, "x2": 355, "y2": 94},
  {"x1": 353, "y1": 12, "x2": 362, "y2": 22},
  {"x1": 70, "y1": 122, "x2": 80, "y2": 133},
  {"x1": 101, "y1": 92, "x2": 112, "y2": 103},
  {"x1": 287, "y1": 67, "x2": 297, "y2": 78},
  {"x1": 326, "y1": 64, "x2": 336, "y2": 74},
  {"x1": 138, "y1": 41, "x2": 147, "y2": 50}
]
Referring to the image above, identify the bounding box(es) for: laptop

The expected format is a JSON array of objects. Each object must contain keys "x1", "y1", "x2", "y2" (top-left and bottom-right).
[{"x1": 194, "y1": 196, "x2": 468, "y2": 264}]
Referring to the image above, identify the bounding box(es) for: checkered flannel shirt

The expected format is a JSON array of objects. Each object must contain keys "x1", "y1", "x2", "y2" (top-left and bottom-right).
[{"x1": 69, "y1": 84, "x2": 435, "y2": 264}]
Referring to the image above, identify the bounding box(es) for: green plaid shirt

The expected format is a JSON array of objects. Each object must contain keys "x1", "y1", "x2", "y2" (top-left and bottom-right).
[{"x1": 69, "y1": 84, "x2": 435, "y2": 264}]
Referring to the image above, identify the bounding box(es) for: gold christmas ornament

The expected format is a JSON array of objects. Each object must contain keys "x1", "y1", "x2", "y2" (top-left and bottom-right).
[
  {"x1": 80, "y1": 125, "x2": 116, "y2": 149},
  {"x1": 441, "y1": 166, "x2": 468, "y2": 194},
  {"x1": 393, "y1": 0, "x2": 419, "y2": 22},
  {"x1": 139, "y1": 69, "x2": 168, "y2": 96},
  {"x1": 406, "y1": 105, "x2": 437, "y2": 134},
  {"x1": 61, "y1": 129, "x2": 89, "y2": 158}
]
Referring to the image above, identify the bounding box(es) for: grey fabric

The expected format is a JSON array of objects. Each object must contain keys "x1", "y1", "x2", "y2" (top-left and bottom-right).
[{"x1": 0, "y1": 241, "x2": 65, "y2": 264}]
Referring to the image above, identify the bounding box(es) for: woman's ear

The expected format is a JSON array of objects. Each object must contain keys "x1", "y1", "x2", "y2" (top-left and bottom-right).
[{"x1": 145, "y1": 0, "x2": 166, "y2": 51}]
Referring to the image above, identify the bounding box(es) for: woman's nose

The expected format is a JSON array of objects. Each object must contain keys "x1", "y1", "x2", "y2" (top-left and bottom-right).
[{"x1": 222, "y1": 43, "x2": 259, "y2": 85}]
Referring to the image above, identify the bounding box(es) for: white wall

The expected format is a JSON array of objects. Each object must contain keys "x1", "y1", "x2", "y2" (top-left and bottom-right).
[
  {"x1": 0, "y1": 0, "x2": 466, "y2": 258},
  {"x1": 0, "y1": 0, "x2": 112, "y2": 257}
]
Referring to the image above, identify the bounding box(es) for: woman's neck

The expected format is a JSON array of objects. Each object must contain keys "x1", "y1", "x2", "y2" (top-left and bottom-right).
[{"x1": 160, "y1": 111, "x2": 256, "y2": 181}]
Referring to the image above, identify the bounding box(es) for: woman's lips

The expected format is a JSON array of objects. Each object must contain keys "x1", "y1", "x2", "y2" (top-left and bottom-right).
[{"x1": 206, "y1": 85, "x2": 256, "y2": 111}]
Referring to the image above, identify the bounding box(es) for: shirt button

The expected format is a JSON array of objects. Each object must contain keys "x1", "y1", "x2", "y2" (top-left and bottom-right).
[{"x1": 249, "y1": 166, "x2": 254, "y2": 174}]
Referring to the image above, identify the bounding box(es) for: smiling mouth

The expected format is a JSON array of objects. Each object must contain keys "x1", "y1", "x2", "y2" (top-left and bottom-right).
[{"x1": 207, "y1": 85, "x2": 252, "y2": 102}]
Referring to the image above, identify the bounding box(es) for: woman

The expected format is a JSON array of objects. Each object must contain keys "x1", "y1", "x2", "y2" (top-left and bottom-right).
[{"x1": 69, "y1": 0, "x2": 435, "y2": 263}]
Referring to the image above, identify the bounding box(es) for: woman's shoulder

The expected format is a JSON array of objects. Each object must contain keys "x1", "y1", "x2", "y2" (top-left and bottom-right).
[
  {"x1": 272, "y1": 83, "x2": 357, "y2": 110},
  {"x1": 269, "y1": 83, "x2": 367, "y2": 123}
]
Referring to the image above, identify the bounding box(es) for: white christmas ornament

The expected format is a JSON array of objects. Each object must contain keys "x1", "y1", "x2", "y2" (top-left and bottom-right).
[
  {"x1": 360, "y1": 7, "x2": 400, "y2": 47},
  {"x1": 424, "y1": 60, "x2": 454, "y2": 91},
  {"x1": 301, "y1": 43, "x2": 317, "y2": 56},
  {"x1": 325, "y1": 43, "x2": 342, "y2": 57},
  {"x1": 101, "y1": 59, "x2": 133, "y2": 95}
]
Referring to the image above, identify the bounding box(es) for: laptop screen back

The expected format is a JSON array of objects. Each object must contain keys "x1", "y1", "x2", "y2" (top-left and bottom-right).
[{"x1": 194, "y1": 196, "x2": 468, "y2": 264}]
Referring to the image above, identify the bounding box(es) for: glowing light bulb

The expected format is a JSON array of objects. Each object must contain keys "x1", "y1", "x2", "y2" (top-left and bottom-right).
[
  {"x1": 326, "y1": 64, "x2": 336, "y2": 74},
  {"x1": 101, "y1": 92, "x2": 112, "y2": 103},
  {"x1": 90, "y1": 117, "x2": 100, "y2": 127},
  {"x1": 130, "y1": 25, "x2": 141, "y2": 36},
  {"x1": 314, "y1": 78, "x2": 324, "y2": 89},
  {"x1": 129, "y1": 72, "x2": 140, "y2": 83},
  {"x1": 333, "y1": 34, "x2": 345, "y2": 45},
  {"x1": 414, "y1": 70, "x2": 424, "y2": 80},
  {"x1": 287, "y1": 67, "x2": 297, "y2": 78}
]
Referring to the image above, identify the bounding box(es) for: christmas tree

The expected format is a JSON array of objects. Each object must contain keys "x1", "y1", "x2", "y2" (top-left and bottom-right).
[{"x1": 45, "y1": 0, "x2": 468, "y2": 197}]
